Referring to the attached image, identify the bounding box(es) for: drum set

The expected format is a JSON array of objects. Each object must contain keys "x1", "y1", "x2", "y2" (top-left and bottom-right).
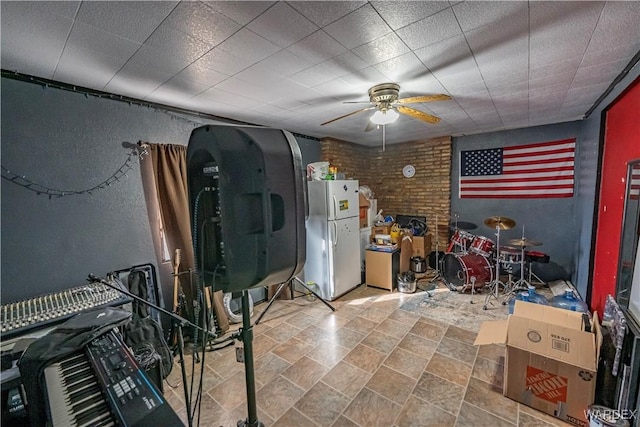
[{"x1": 429, "y1": 214, "x2": 548, "y2": 310}]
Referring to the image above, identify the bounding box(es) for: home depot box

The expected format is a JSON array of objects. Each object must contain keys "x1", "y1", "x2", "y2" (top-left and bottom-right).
[
  {"x1": 474, "y1": 301, "x2": 601, "y2": 427},
  {"x1": 411, "y1": 234, "x2": 432, "y2": 257},
  {"x1": 370, "y1": 225, "x2": 392, "y2": 241}
]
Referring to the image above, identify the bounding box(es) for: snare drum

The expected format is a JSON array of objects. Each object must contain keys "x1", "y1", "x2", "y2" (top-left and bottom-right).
[
  {"x1": 469, "y1": 235, "x2": 495, "y2": 257},
  {"x1": 498, "y1": 247, "x2": 522, "y2": 264},
  {"x1": 446, "y1": 229, "x2": 475, "y2": 253},
  {"x1": 442, "y1": 253, "x2": 495, "y2": 289}
]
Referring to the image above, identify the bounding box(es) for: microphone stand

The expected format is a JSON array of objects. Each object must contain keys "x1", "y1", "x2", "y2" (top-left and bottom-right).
[{"x1": 88, "y1": 273, "x2": 218, "y2": 427}]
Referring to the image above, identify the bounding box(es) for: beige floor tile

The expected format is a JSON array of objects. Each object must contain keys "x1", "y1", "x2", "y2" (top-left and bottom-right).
[
  {"x1": 365, "y1": 365, "x2": 417, "y2": 405},
  {"x1": 436, "y1": 336, "x2": 479, "y2": 366},
  {"x1": 342, "y1": 343, "x2": 387, "y2": 373},
  {"x1": 272, "y1": 336, "x2": 316, "y2": 364},
  {"x1": 342, "y1": 388, "x2": 402, "y2": 427},
  {"x1": 383, "y1": 347, "x2": 429, "y2": 380},
  {"x1": 360, "y1": 329, "x2": 401, "y2": 354},
  {"x1": 321, "y1": 360, "x2": 371, "y2": 398},
  {"x1": 425, "y1": 352, "x2": 473, "y2": 387},
  {"x1": 307, "y1": 339, "x2": 350, "y2": 369},
  {"x1": 281, "y1": 356, "x2": 329, "y2": 391},
  {"x1": 256, "y1": 375, "x2": 305, "y2": 420},
  {"x1": 456, "y1": 401, "x2": 516, "y2": 427},
  {"x1": 295, "y1": 381, "x2": 352, "y2": 426},
  {"x1": 464, "y1": 376, "x2": 518, "y2": 422},
  {"x1": 397, "y1": 332, "x2": 439, "y2": 357},
  {"x1": 396, "y1": 395, "x2": 457, "y2": 427},
  {"x1": 412, "y1": 371, "x2": 466, "y2": 415}
]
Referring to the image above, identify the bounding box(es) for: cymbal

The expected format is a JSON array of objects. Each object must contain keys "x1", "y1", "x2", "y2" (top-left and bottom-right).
[
  {"x1": 484, "y1": 216, "x2": 516, "y2": 230},
  {"x1": 454, "y1": 221, "x2": 478, "y2": 230},
  {"x1": 437, "y1": 221, "x2": 478, "y2": 231},
  {"x1": 508, "y1": 238, "x2": 542, "y2": 247}
]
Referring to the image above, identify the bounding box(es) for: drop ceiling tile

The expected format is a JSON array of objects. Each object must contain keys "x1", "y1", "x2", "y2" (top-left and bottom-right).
[
  {"x1": 529, "y1": 2, "x2": 604, "y2": 68},
  {"x1": 175, "y1": 63, "x2": 229, "y2": 88},
  {"x1": 202, "y1": 1, "x2": 274, "y2": 25},
  {"x1": 105, "y1": 65, "x2": 175, "y2": 99},
  {"x1": 286, "y1": 30, "x2": 347, "y2": 65},
  {"x1": 1, "y1": 1, "x2": 80, "y2": 20},
  {"x1": 145, "y1": 25, "x2": 215, "y2": 62},
  {"x1": 163, "y1": 1, "x2": 241, "y2": 46},
  {"x1": 573, "y1": 59, "x2": 629, "y2": 86},
  {"x1": 217, "y1": 28, "x2": 280, "y2": 65},
  {"x1": 196, "y1": 86, "x2": 262, "y2": 109},
  {"x1": 0, "y1": 5, "x2": 73, "y2": 78},
  {"x1": 587, "y1": 2, "x2": 640, "y2": 51},
  {"x1": 54, "y1": 47, "x2": 126, "y2": 89},
  {"x1": 288, "y1": 1, "x2": 365, "y2": 28},
  {"x1": 372, "y1": 52, "x2": 429, "y2": 82},
  {"x1": 371, "y1": 1, "x2": 449, "y2": 30},
  {"x1": 581, "y1": 41, "x2": 639, "y2": 68},
  {"x1": 214, "y1": 76, "x2": 291, "y2": 104},
  {"x1": 563, "y1": 84, "x2": 609, "y2": 106},
  {"x1": 529, "y1": 58, "x2": 582, "y2": 80},
  {"x1": 323, "y1": 51, "x2": 370, "y2": 77},
  {"x1": 76, "y1": 1, "x2": 177, "y2": 44},
  {"x1": 249, "y1": 49, "x2": 313, "y2": 78},
  {"x1": 125, "y1": 44, "x2": 192, "y2": 77},
  {"x1": 529, "y1": 82, "x2": 571, "y2": 99},
  {"x1": 452, "y1": 1, "x2": 527, "y2": 33},
  {"x1": 351, "y1": 32, "x2": 410, "y2": 66},
  {"x1": 324, "y1": 4, "x2": 391, "y2": 49},
  {"x1": 197, "y1": 48, "x2": 258, "y2": 76},
  {"x1": 414, "y1": 34, "x2": 476, "y2": 76},
  {"x1": 65, "y1": 21, "x2": 141, "y2": 60},
  {"x1": 148, "y1": 75, "x2": 210, "y2": 103},
  {"x1": 247, "y1": 2, "x2": 317, "y2": 48},
  {"x1": 339, "y1": 66, "x2": 389, "y2": 90},
  {"x1": 290, "y1": 63, "x2": 340, "y2": 87},
  {"x1": 396, "y1": 8, "x2": 461, "y2": 50}
]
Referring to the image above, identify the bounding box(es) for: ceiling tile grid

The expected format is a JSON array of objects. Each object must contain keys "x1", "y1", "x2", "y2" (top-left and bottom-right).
[{"x1": 1, "y1": 1, "x2": 639, "y2": 147}]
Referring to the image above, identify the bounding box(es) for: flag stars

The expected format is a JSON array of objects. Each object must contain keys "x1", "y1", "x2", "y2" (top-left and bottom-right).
[{"x1": 462, "y1": 148, "x2": 502, "y2": 176}]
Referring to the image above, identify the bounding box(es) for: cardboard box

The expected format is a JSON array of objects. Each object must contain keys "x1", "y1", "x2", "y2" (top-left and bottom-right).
[
  {"x1": 371, "y1": 225, "x2": 392, "y2": 241},
  {"x1": 474, "y1": 301, "x2": 602, "y2": 427},
  {"x1": 359, "y1": 194, "x2": 370, "y2": 228},
  {"x1": 411, "y1": 234, "x2": 432, "y2": 257}
]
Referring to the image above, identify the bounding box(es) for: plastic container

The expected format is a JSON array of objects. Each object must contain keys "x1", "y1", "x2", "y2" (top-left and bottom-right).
[
  {"x1": 550, "y1": 289, "x2": 589, "y2": 313},
  {"x1": 508, "y1": 291, "x2": 530, "y2": 314},
  {"x1": 526, "y1": 285, "x2": 549, "y2": 306}
]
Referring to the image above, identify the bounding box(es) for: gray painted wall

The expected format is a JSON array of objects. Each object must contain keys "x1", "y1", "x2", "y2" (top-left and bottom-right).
[
  {"x1": 1, "y1": 77, "x2": 320, "y2": 315},
  {"x1": 452, "y1": 122, "x2": 581, "y2": 291}
]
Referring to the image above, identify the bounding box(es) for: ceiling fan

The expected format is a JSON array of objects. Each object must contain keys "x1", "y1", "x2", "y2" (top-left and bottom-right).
[{"x1": 320, "y1": 83, "x2": 451, "y2": 130}]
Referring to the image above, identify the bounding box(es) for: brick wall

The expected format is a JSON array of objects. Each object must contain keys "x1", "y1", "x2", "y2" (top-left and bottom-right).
[{"x1": 320, "y1": 136, "x2": 452, "y2": 246}]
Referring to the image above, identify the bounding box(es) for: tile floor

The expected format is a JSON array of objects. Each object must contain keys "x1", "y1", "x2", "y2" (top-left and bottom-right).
[{"x1": 164, "y1": 283, "x2": 571, "y2": 426}]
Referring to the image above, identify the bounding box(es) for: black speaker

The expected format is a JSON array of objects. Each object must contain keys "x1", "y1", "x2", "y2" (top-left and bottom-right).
[{"x1": 186, "y1": 125, "x2": 306, "y2": 293}]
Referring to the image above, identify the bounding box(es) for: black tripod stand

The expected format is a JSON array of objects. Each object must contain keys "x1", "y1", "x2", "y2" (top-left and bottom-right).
[{"x1": 254, "y1": 276, "x2": 335, "y2": 325}]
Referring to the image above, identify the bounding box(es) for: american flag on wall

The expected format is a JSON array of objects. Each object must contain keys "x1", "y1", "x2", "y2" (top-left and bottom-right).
[{"x1": 459, "y1": 138, "x2": 576, "y2": 199}]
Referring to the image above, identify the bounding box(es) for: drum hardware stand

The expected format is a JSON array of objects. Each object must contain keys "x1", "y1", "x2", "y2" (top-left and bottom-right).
[
  {"x1": 428, "y1": 214, "x2": 448, "y2": 289},
  {"x1": 483, "y1": 225, "x2": 507, "y2": 310},
  {"x1": 254, "y1": 276, "x2": 335, "y2": 325},
  {"x1": 88, "y1": 274, "x2": 218, "y2": 427}
]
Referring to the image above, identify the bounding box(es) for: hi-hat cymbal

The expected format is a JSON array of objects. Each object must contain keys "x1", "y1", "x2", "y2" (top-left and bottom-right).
[
  {"x1": 508, "y1": 238, "x2": 542, "y2": 247},
  {"x1": 453, "y1": 221, "x2": 478, "y2": 230},
  {"x1": 484, "y1": 216, "x2": 516, "y2": 230}
]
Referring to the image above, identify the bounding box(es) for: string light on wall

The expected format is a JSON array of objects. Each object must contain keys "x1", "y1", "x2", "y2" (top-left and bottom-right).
[{"x1": 1, "y1": 144, "x2": 148, "y2": 199}]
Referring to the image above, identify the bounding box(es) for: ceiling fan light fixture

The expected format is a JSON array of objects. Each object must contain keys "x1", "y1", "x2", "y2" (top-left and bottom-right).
[{"x1": 370, "y1": 109, "x2": 399, "y2": 125}]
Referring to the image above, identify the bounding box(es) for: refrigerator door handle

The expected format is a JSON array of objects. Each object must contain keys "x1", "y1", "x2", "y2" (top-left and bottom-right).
[
  {"x1": 333, "y1": 221, "x2": 338, "y2": 247},
  {"x1": 332, "y1": 195, "x2": 338, "y2": 220}
]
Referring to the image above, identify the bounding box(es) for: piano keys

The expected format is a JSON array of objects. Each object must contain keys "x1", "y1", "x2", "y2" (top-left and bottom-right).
[{"x1": 43, "y1": 330, "x2": 182, "y2": 427}]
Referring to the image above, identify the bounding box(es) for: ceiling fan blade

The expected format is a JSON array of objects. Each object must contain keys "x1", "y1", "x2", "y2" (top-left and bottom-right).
[
  {"x1": 320, "y1": 106, "x2": 376, "y2": 126},
  {"x1": 396, "y1": 94, "x2": 451, "y2": 104},
  {"x1": 397, "y1": 105, "x2": 441, "y2": 124}
]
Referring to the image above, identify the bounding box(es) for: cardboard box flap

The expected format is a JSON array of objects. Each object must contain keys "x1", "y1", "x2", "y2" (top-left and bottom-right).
[
  {"x1": 507, "y1": 315, "x2": 597, "y2": 371},
  {"x1": 513, "y1": 300, "x2": 584, "y2": 330},
  {"x1": 593, "y1": 311, "x2": 602, "y2": 362},
  {"x1": 474, "y1": 320, "x2": 508, "y2": 346},
  {"x1": 359, "y1": 193, "x2": 370, "y2": 207}
]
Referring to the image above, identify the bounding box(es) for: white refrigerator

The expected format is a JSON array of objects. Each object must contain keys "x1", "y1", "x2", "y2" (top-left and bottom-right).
[{"x1": 304, "y1": 180, "x2": 361, "y2": 301}]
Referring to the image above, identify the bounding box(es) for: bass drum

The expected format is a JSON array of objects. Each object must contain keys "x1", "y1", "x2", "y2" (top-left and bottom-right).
[
  {"x1": 442, "y1": 253, "x2": 494, "y2": 289},
  {"x1": 223, "y1": 292, "x2": 254, "y2": 324}
]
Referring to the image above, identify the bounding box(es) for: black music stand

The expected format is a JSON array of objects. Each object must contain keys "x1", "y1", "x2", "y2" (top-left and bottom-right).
[{"x1": 254, "y1": 277, "x2": 335, "y2": 325}]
